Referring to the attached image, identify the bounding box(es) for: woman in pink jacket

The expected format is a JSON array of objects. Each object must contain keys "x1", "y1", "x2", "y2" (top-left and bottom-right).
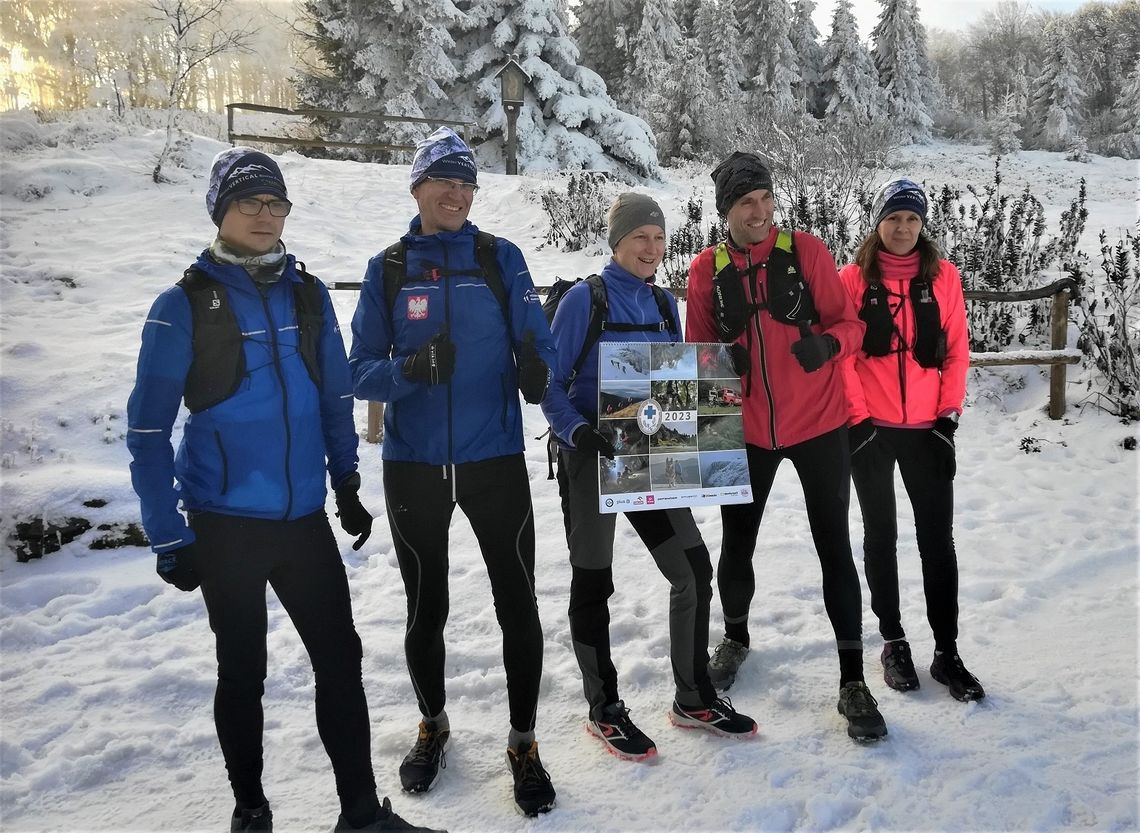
[{"x1": 839, "y1": 178, "x2": 984, "y2": 702}]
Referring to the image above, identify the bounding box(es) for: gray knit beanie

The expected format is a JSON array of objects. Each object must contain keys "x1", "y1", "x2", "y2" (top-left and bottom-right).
[{"x1": 607, "y1": 192, "x2": 666, "y2": 249}]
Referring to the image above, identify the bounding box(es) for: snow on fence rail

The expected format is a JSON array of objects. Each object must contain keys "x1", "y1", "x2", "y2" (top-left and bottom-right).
[
  {"x1": 329, "y1": 271, "x2": 1081, "y2": 442},
  {"x1": 225, "y1": 102, "x2": 474, "y2": 154}
]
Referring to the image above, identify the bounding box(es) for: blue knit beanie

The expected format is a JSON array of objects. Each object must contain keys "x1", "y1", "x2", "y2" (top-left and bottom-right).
[
  {"x1": 206, "y1": 147, "x2": 288, "y2": 226},
  {"x1": 871, "y1": 178, "x2": 928, "y2": 228},
  {"x1": 410, "y1": 128, "x2": 477, "y2": 191}
]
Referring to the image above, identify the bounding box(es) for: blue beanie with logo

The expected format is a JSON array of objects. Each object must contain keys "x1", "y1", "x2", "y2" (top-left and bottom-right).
[
  {"x1": 206, "y1": 147, "x2": 288, "y2": 226},
  {"x1": 871, "y1": 178, "x2": 928, "y2": 229},
  {"x1": 410, "y1": 127, "x2": 477, "y2": 191}
]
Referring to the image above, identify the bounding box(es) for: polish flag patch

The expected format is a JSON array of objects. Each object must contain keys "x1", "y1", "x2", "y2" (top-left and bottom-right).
[{"x1": 407, "y1": 295, "x2": 429, "y2": 320}]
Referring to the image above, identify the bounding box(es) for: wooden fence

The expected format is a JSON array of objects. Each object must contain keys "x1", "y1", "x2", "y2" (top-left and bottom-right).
[
  {"x1": 326, "y1": 276, "x2": 1082, "y2": 442},
  {"x1": 225, "y1": 102, "x2": 474, "y2": 153}
]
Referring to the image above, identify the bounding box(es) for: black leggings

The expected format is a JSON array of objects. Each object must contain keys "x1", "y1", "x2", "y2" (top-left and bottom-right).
[
  {"x1": 850, "y1": 426, "x2": 959, "y2": 652},
  {"x1": 192, "y1": 510, "x2": 375, "y2": 812},
  {"x1": 383, "y1": 454, "x2": 543, "y2": 732},
  {"x1": 718, "y1": 428, "x2": 864, "y2": 681}
]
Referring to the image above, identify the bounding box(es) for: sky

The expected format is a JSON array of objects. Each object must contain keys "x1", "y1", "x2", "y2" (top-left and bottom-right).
[
  {"x1": 0, "y1": 108, "x2": 1137, "y2": 833},
  {"x1": 813, "y1": 0, "x2": 1090, "y2": 38}
]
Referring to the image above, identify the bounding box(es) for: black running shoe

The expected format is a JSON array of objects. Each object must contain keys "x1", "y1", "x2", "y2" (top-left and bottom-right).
[
  {"x1": 708, "y1": 637, "x2": 749, "y2": 691},
  {"x1": 837, "y1": 681, "x2": 888, "y2": 742},
  {"x1": 399, "y1": 721, "x2": 450, "y2": 793},
  {"x1": 669, "y1": 696, "x2": 758, "y2": 738},
  {"x1": 881, "y1": 640, "x2": 920, "y2": 691},
  {"x1": 506, "y1": 741, "x2": 556, "y2": 816},
  {"x1": 231, "y1": 803, "x2": 272, "y2": 832},
  {"x1": 930, "y1": 652, "x2": 986, "y2": 702},
  {"x1": 587, "y1": 700, "x2": 657, "y2": 761},
  {"x1": 333, "y1": 796, "x2": 448, "y2": 832}
]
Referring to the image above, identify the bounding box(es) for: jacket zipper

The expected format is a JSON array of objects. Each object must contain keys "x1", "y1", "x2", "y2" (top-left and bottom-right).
[
  {"x1": 442, "y1": 239, "x2": 454, "y2": 468},
  {"x1": 897, "y1": 283, "x2": 909, "y2": 424},
  {"x1": 743, "y1": 249, "x2": 779, "y2": 448},
  {"x1": 257, "y1": 282, "x2": 294, "y2": 519},
  {"x1": 214, "y1": 430, "x2": 229, "y2": 494}
]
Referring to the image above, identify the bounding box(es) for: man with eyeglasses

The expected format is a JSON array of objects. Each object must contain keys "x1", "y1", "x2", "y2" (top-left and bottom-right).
[
  {"x1": 349, "y1": 127, "x2": 561, "y2": 817},
  {"x1": 127, "y1": 147, "x2": 442, "y2": 833}
]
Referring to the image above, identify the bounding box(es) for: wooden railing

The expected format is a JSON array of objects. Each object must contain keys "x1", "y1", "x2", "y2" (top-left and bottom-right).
[
  {"x1": 327, "y1": 275, "x2": 1082, "y2": 441},
  {"x1": 225, "y1": 103, "x2": 474, "y2": 153}
]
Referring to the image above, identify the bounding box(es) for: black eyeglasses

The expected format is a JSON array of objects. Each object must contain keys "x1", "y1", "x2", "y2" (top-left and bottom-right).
[
  {"x1": 424, "y1": 176, "x2": 479, "y2": 194},
  {"x1": 235, "y1": 197, "x2": 293, "y2": 217}
]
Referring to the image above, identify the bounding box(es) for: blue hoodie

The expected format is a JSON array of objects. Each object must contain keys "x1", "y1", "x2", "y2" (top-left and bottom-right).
[
  {"x1": 541, "y1": 260, "x2": 681, "y2": 446},
  {"x1": 126, "y1": 253, "x2": 359, "y2": 553},
  {"x1": 349, "y1": 218, "x2": 566, "y2": 465}
]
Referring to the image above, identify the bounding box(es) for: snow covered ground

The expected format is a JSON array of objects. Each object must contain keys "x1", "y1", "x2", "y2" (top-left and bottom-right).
[{"x1": 1, "y1": 113, "x2": 1137, "y2": 832}]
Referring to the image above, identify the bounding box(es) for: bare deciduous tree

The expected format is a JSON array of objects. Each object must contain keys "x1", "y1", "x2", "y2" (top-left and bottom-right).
[{"x1": 148, "y1": 0, "x2": 254, "y2": 183}]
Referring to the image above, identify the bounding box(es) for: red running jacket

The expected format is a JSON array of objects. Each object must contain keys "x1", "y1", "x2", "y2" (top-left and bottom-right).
[
  {"x1": 838, "y1": 251, "x2": 969, "y2": 427},
  {"x1": 686, "y1": 228, "x2": 865, "y2": 450}
]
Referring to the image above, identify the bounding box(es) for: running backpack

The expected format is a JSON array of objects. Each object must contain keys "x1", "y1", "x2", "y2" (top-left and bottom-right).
[
  {"x1": 543, "y1": 274, "x2": 678, "y2": 383},
  {"x1": 859, "y1": 277, "x2": 946, "y2": 369},
  {"x1": 381, "y1": 230, "x2": 508, "y2": 323},
  {"x1": 178, "y1": 264, "x2": 324, "y2": 414}
]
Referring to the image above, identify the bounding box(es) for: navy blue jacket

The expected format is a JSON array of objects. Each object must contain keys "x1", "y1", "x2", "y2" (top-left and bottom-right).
[
  {"x1": 349, "y1": 218, "x2": 565, "y2": 465},
  {"x1": 127, "y1": 252, "x2": 358, "y2": 553},
  {"x1": 541, "y1": 260, "x2": 682, "y2": 446}
]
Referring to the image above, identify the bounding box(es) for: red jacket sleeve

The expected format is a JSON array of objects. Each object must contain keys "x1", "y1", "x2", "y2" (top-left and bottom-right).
[
  {"x1": 795, "y1": 232, "x2": 865, "y2": 360},
  {"x1": 684, "y1": 247, "x2": 720, "y2": 343},
  {"x1": 936, "y1": 260, "x2": 969, "y2": 416},
  {"x1": 836, "y1": 263, "x2": 871, "y2": 425}
]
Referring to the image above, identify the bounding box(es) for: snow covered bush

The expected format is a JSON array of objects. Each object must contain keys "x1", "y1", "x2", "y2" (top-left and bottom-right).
[
  {"x1": 538, "y1": 172, "x2": 614, "y2": 252},
  {"x1": 1075, "y1": 227, "x2": 1140, "y2": 421},
  {"x1": 661, "y1": 195, "x2": 725, "y2": 291}
]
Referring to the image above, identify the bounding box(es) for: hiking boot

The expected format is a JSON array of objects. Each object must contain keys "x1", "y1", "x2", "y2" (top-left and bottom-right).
[
  {"x1": 708, "y1": 637, "x2": 749, "y2": 691},
  {"x1": 506, "y1": 741, "x2": 556, "y2": 816},
  {"x1": 332, "y1": 797, "x2": 447, "y2": 833},
  {"x1": 231, "y1": 803, "x2": 272, "y2": 832},
  {"x1": 399, "y1": 720, "x2": 450, "y2": 793},
  {"x1": 669, "y1": 696, "x2": 758, "y2": 738},
  {"x1": 837, "y1": 681, "x2": 888, "y2": 742},
  {"x1": 587, "y1": 700, "x2": 657, "y2": 761},
  {"x1": 881, "y1": 640, "x2": 920, "y2": 691},
  {"x1": 930, "y1": 652, "x2": 986, "y2": 702}
]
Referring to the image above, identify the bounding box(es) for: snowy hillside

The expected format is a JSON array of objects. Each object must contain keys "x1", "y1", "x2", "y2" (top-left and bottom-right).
[{"x1": 0, "y1": 114, "x2": 1137, "y2": 833}]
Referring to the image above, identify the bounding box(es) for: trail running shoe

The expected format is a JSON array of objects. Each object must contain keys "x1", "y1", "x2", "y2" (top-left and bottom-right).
[
  {"x1": 708, "y1": 637, "x2": 750, "y2": 691},
  {"x1": 231, "y1": 803, "x2": 272, "y2": 832},
  {"x1": 332, "y1": 797, "x2": 448, "y2": 832},
  {"x1": 669, "y1": 696, "x2": 758, "y2": 738},
  {"x1": 930, "y1": 652, "x2": 986, "y2": 702},
  {"x1": 399, "y1": 720, "x2": 450, "y2": 793},
  {"x1": 837, "y1": 681, "x2": 888, "y2": 742},
  {"x1": 881, "y1": 640, "x2": 920, "y2": 691},
  {"x1": 587, "y1": 700, "x2": 657, "y2": 761},
  {"x1": 506, "y1": 741, "x2": 556, "y2": 816}
]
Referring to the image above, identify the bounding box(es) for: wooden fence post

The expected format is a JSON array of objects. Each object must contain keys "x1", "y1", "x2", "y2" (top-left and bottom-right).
[
  {"x1": 367, "y1": 402, "x2": 383, "y2": 444},
  {"x1": 1049, "y1": 287, "x2": 1072, "y2": 420}
]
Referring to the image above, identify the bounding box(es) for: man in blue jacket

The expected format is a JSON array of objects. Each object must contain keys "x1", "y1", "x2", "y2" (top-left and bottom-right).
[
  {"x1": 349, "y1": 128, "x2": 559, "y2": 817},
  {"x1": 127, "y1": 148, "x2": 440, "y2": 833}
]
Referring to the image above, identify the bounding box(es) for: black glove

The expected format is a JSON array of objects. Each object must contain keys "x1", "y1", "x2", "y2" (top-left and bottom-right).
[
  {"x1": 930, "y1": 416, "x2": 958, "y2": 479},
  {"x1": 791, "y1": 333, "x2": 839, "y2": 373},
  {"x1": 335, "y1": 476, "x2": 373, "y2": 551},
  {"x1": 572, "y1": 424, "x2": 616, "y2": 459},
  {"x1": 403, "y1": 332, "x2": 455, "y2": 385},
  {"x1": 728, "y1": 343, "x2": 751, "y2": 377},
  {"x1": 849, "y1": 418, "x2": 877, "y2": 457},
  {"x1": 516, "y1": 332, "x2": 551, "y2": 405},
  {"x1": 156, "y1": 544, "x2": 199, "y2": 591}
]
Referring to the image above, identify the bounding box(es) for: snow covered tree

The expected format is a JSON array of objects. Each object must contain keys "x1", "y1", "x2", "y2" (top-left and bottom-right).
[
  {"x1": 573, "y1": 0, "x2": 633, "y2": 97},
  {"x1": 871, "y1": 0, "x2": 933, "y2": 143},
  {"x1": 653, "y1": 38, "x2": 711, "y2": 161},
  {"x1": 449, "y1": 0, "x2": 660, "y2": 178},
  {"x1": 735, "y1": 0, "x2": 798, "y2": 108},
  {"x1": 820, "y1": 0, "x2": 884, "y2": 126},
  {"x1": 988, "y1": 90, "x2": 1021, "y2": 157},
  {"x1": 788, "y1": 0, "x2": 825, "y2": 115},
  {"x1": 1027, "y1": 20, "x2": 1085, "y2": 152},
  {"x1": 696, "y1": 0, "x2": 745, "y2": 104},
  {"x1": 295, "y1": 0, "x2": 462, "y2": 159},
  {"x1": 620, "y1": 0, "x2": 683, "y2": 114}
]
